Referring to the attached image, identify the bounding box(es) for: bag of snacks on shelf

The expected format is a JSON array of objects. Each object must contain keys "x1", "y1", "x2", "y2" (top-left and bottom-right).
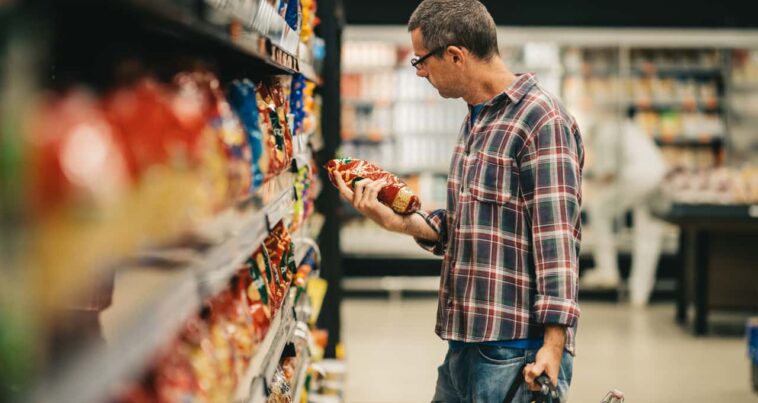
[
  {"x1": 256, "y1": 81, "x2": 293, "y2": 179},
  {"x1": 251, "y1": 245, "x2": 283, "y2": 315},
  {"x1": 227, "y1": 79, "x2": 265, "y2": 190},
  {"x1": 27, "y1": 89, "x2": 139, "y2": 311},
  {"x1": 290, "y1": 74, "x2": 306, "y2": 136},
  {"x1": 153, "y1": 315, "x2": 212, "y2": 402},
  {"x1": 176, "y1": 71, "x2": 253, "y2": 202},
  {"x1": 324, "y1": 158, "x2": 421, "y2": 214}
]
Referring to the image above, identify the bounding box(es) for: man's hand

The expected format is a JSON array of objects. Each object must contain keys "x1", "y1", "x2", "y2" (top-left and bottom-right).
[
  {"x1": 524, "y1": 325, "x2": 566, "y2": 391},
  {"x1": 334, "y1": 173, "x2": 404, "y2": 232}
]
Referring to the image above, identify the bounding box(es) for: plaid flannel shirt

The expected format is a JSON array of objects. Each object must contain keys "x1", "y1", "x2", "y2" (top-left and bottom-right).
[{"x1": 415, "y1": 73, "x2": 584, "y2": 354}]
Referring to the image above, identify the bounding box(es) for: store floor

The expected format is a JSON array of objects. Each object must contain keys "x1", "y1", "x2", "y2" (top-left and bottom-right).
[{"x1": 342, "y1": 297, "x2": 755, "y2": 403}]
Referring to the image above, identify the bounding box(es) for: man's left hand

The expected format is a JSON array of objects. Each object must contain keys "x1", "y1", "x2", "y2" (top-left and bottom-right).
[
  {"x1": 524, "y1": 324, "x2": 566, "y2": 391},
  {"x1": 523, "y1": 344, "x2": 563, "y2": 391}
]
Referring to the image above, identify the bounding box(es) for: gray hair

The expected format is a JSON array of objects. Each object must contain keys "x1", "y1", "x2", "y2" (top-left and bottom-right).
[{"x1": 408, "y1": 0, "x2": 499, "y2": 60}]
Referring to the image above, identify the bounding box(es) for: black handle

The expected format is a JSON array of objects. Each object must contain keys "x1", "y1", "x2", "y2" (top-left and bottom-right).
[{"x1": 502, "y1": 366, "x2": 559, "y2": 403}]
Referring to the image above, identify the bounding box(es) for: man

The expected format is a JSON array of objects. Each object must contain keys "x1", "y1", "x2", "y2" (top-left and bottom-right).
[{"x1": 334, "y1": 0, "x2": 584, "y2": 401}]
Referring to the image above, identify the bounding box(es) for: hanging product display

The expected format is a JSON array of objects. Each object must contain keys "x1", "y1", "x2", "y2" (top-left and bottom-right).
[
  {"x1": 299, "y1": 0, "x2": 319, "y2": 43},
  {"x1": 185, "y1": 72, "x2": 254, "y2": 202},
  {"x1": 5, "y1": 0, "x2": 329, "y2": 401},
  {"x1": 257, "y1": 79, "x2": 294, "y2": 179},
  {"x1": 325, "y1": 158, "x2": 421, "y2": 214},
  {"x1": 228, "y1": 79, "x2": 266, "y2": 190},
  {"x1": 290, "y1": 74, "x2": 307, "y2": 136}
]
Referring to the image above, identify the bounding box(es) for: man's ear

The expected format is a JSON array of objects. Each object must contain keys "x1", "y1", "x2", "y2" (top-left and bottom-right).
[{"x1": 448, "y1": 45, "x2": 465, "y2": 65}]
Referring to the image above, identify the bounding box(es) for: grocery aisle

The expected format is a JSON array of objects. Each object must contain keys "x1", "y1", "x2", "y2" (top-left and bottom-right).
[{"x1": 343, "y1": 297, "x2": 755, "y2": 403}]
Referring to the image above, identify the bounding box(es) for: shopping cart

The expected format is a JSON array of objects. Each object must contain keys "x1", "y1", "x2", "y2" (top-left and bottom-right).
[{"x1": 503, "y1": 367, "x2": 624, "y2": 403}]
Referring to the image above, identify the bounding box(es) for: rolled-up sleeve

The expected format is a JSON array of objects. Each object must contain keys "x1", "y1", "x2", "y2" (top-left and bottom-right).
[
  {"x1": 520, "y1": 117, "x2": 583, "y2": 327},
  {"x1": 413, "y1": 209, "x2": 448, "y2": 256}
]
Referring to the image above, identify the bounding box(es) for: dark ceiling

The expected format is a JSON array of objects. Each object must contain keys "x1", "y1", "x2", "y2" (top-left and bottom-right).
[{"x1": 343, "y1": 0, "x2": 758, "y2": 28}]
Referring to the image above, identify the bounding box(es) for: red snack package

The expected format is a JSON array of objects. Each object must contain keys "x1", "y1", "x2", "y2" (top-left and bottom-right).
[
  {"x1": 256, "y1": 80, "x2": 294, "y2": 179},
  {"x1": 324, "y1": 158, "x2": 421, "y2": 214}
]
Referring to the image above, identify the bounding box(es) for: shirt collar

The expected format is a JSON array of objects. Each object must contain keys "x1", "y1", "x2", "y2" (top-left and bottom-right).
[
  {"x1": 467, "y1": 73, "x2": 538, "y2": 113},
  {"x1": 502, "y1": 73, "x2": 538, "y2": 104}
]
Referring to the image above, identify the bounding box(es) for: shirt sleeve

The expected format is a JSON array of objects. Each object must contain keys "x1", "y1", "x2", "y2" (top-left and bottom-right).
[
  {"x1": 519, "y1": 117, "x2": 583, "y2": 328},
  {"x1": 413, "y1": 209, "x2": 448, "y2": 256}
]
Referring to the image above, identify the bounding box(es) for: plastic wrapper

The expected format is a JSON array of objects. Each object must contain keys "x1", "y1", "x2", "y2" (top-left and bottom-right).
[
  {"x1": 324, "y1": 158, "x2": 421, "y2": 214},
  {"x1": 300, "y1": 0, "x2": 319, "y2": 43},
  {"x1": 26, "y1": 89, "x2": 137, "y2": 312},
  {"x1": 250, "y1": 221, "x2": 296, "y2": 316},
  {"x1": 267, "y1": 367, "x2": 292, "y2": 403},
  {"x1": 227, "y1": 80, "x2": 265, "y2": 190},
  {"x1": 289, "y1": 74, "x2": 306, "y2": 136},
  {"x1": 175, "y1": 72, "x2": 252, "y2": 202},
  {"x1": 208, "y1": 291, "x2": 238, "y2": 397},
  {"x1": 257, "y1": 80, "x2": 294, "y2": 179}
]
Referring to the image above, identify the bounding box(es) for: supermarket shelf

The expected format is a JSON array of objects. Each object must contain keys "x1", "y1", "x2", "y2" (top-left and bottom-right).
[
  {"x1": 730, "y1": 83, "x2": 758, "y2": 92},
  {"x1": 305, "y1": 213, "x2": 326, "y2": 241},
  {"x1": 32, "y1": 177, "x2": 300, "y2": 403},
  {"x1": 342, "y1": 97, "x2": 452, "y2": 105},
  {"x1": 389, "y1": 166, "x2": 450, "y2": 176},
  {"x1": 633, "y1": 66, "x2": 723, "y2": 77},
  {"x1": 59, "y1": 0, "x2": 316, "y2": 79},
  {"x1": 294, "y1": 242, "x2": 316, "y2": 274},
  {"x1": 654, "y1": 137, "x2": 725, "y2": 147},
  {"x1": 663, "y1": 203, "x2": 758, "y2": 220},
  {"x1": 628, "y1": 101, "x2": 722, "y2": 113},
  {"x1": 291, "y1": 348, "x2": 312, "y2": 403},
  {"x1": 31, "y1": 269, "x2": 200, "y2": 403},
  {"x1": 298, "y1": 60, "x2": 321, "y2": 84},
  {"x1": 237, "y1": 241, "x2": 313, "y2": 402},
  {"x1": 199, "y1": 185, "x2": 297, "y2": 297},
  {"x1": 236, "y1": 287, "x2": 298, "y2": 402},
  {"x1": 342, "y1": 276, "x2": 441, "y2": 293}
]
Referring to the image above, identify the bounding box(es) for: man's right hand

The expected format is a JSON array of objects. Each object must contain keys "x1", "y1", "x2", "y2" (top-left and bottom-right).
[{"x1": 334, "y1": 173, "x2": 405, "y2": 232}]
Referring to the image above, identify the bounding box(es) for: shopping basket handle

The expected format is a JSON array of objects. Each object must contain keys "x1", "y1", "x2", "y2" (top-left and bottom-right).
[{"x1": 503, "y1": 366, "x2": 559, "y2": 403}]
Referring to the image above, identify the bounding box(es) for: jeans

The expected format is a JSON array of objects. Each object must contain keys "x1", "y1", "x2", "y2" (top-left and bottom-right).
[{"x1": 432, "y1": 345, "x2": 574, "y2": 403}]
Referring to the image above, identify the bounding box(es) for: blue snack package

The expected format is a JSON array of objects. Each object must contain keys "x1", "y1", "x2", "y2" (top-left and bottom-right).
[{"x1": 228, "y1": 79, "x2": 264, "y2": 189}]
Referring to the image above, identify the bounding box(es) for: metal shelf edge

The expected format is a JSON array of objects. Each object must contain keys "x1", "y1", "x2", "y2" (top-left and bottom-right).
[
  {"x1": 291, "y1": 348, "x2": 312, "y2": 403},
  {"x1": 235, "y1": 287, "x2": 297, "y2": 401},
  {"x1": 30, "y1": 272, "x2": 200, "y2": 403}
]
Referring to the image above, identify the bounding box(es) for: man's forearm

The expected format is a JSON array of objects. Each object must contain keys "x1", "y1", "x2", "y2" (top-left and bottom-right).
[
  {"x1": 543, "y1": 324, "x2": 566, "y2": 351},
  {"x1": 389, "y1": 212, "x2": 439, "y2": 241}
]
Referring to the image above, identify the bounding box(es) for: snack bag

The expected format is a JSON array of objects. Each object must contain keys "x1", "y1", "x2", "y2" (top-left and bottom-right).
[
  {"x1": 324, "y1": 158, "x2": 421, "y2": 214},
  {"x1": 227, "y1": 80, "x2": 265, "y2": 190}
]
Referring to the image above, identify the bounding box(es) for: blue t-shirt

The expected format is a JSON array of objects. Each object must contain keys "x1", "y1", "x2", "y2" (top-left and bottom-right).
[{"x1": 470, "y1": 102, "x2": 486, "y2": 127}]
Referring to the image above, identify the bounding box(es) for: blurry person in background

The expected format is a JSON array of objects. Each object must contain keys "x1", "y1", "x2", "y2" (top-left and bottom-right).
[
  {"x1": 334, "y1": 0, "x2": 584, "y2": 401},
  {"x1": 579, "y1": 112, "x2": 667, "y2": 306}
]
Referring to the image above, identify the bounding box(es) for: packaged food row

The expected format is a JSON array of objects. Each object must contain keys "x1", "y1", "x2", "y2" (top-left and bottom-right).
[
  {"x1": 22, "y1": 69, "x2": 318, "y2": 314},
  {"x1": 732, "y1": 49, "x2": 758, "y2": 85},
  {"x1": 663, "y1": 166, "x2": 758, "y2": 205},
  {"x1": 116, "y1": 220, "x2": 316, "y2": 403},
  {"x1": 202, "y1": 0, "x2": 321, "y2": 55},
  {"x1": 634, "y1": 110, "x2": 725, "y2": 139}
]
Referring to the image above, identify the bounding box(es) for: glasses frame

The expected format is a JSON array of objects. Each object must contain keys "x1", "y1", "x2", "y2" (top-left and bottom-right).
[{"x1": 410, "y1": 45, "x2": 450, "y2": 69}]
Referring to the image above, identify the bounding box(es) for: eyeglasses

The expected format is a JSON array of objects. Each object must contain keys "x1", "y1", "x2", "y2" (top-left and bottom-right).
[{"x1": 410, "y1": 46, "x2": 448, "y2": 70}]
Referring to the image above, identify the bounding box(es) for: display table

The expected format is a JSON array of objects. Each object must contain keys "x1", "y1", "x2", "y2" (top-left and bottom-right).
[{"x1": 659, "y1": 204, "x2": 758, "y2": 335}]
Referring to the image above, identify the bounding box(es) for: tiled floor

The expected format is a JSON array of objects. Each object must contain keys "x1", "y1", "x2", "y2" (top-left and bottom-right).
[{"x1": 342, "y1": 297, "x2": 755, "y2": 403}]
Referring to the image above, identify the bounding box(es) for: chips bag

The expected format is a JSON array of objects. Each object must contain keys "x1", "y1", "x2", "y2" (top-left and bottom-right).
[{"x1": 324, "y1": 158, "x2": 421, "y2": 214}]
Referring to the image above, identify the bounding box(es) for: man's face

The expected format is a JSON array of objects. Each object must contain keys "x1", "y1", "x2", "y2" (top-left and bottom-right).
[{"x1": 410, "y1": 29, "x2": 464, "y2": 99}]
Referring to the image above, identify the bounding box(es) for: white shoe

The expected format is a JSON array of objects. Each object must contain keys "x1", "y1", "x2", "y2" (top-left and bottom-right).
[{"x1": 579, "y1": 268, "x2": 621, "y2": 290}]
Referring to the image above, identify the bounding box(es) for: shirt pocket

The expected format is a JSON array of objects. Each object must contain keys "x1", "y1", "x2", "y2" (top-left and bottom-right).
[{"x1": 469, "y1": 150, "x2": 517, "y2": 205}]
